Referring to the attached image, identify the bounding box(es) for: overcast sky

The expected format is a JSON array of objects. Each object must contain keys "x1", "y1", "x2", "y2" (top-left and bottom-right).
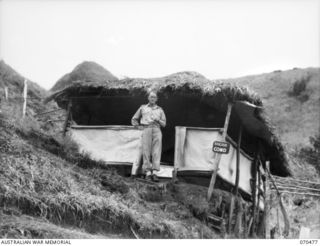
[{"x1": 0, "y1": 0, "x2": 319, "y2": 89}]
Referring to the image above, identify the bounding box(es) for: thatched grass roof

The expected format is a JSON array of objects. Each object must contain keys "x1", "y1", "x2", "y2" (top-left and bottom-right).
[
  {"x1": 46, "y1": 71, "x2": 262, "y2": 105},
  {"x1": 46, "y1": 71, "x2": 290, "y2": 176}
]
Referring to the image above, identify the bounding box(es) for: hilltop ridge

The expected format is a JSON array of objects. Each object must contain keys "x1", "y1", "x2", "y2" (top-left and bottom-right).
[{"x1": 50, "y1": 61, "x2": 118, "y2": 92}]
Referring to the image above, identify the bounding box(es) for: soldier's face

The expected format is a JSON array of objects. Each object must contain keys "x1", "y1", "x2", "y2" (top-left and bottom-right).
[{"x1": 148, "y1": 93, "x2": 157, "y2": 104}]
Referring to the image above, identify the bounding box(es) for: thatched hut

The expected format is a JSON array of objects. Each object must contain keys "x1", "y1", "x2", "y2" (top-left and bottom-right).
[{"x1": 47, "y1": 71, "x2": 289, "y2": 203}]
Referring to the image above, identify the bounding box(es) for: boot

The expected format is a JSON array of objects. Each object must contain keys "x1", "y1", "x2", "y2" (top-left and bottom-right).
[{"x1": 152, "y1": 174, "x2": 159, "y2": 182}]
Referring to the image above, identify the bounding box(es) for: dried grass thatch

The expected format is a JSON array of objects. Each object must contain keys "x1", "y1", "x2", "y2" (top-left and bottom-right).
[{"x1": 46, "y1": 71, "x2": 262, "y2": 106}]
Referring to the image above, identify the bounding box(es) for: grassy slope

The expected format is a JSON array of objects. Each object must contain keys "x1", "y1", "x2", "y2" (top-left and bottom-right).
[
  {"x1": 0, "y1": 60, "x2": 64, "y2": 132},
  {"x1": 0, "y1": 214, "x2": 110, "y2": 239}
]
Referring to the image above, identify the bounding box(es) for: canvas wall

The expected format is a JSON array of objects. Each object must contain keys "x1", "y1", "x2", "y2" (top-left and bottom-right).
[
  {"x1": 69, "y1": 125, "x2": 143, "y2": 164},
  {"x1": 174, "y1": 127, "x2": 254, "y2": 194}
]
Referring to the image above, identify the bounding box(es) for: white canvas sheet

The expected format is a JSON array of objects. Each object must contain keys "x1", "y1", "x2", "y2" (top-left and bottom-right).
[
  {"x1": 175, "y1": 127, "x2": 253, "y2": 194},
  {"x1": 69, "y1": 126, "x2": 143, "y2": 163}
]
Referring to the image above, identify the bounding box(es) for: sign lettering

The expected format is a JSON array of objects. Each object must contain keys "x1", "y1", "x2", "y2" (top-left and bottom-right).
[{"x1": 212, "y1": 141, "x2": 230, "y2": 154}]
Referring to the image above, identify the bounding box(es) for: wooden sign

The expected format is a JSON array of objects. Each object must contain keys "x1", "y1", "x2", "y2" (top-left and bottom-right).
[{"x1": 212, "y1": 141, "x2": 230, "y2": 154}]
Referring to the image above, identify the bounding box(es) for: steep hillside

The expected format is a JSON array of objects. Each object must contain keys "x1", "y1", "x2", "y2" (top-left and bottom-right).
[
  {"x1": 0, "y1": 60, "x2": 64, "y2": 134},
  {"x1": 0, "y1": 60, "x2": 49, "y2": 116},
  {"x1": 51, "y1": 61, "x2": 118, "y2": 92},
  {"x1": 225, "y1": 68, "x2": 320, "y2": 148}
]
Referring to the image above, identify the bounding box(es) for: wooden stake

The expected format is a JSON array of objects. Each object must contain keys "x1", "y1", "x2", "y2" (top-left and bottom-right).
[
  {"x1": 235, "y1": 124, "x2": 242, "y2": 195},
  {"x1": 228, "y1": 124, "x2": 243, "y2": 234},
  {"x1": 234, "y1": 125, "x2": 243, "y2": 236},
  {"x1": 235, "y1": 197, "x2": 243, "y2": 238},
  {"x1": 22, "y1": 79, "x2": 28, "y2": 118},
  {"x1": 207, "y1": 103, "x2": 233, "y2": 201},
  {"x1": 247, "y1": 217, "x2": 253, "y2": 238},
  {"x1": 251, "y1": 147, "x2": 259, "y2": 236},
  {"x1": 277, "y1": 206, "x2": 282, "y2": 237},
  {"x1": 243, "y1": 204, "x2": 248, "y2": 238},
  {"x1": 264, "y1": 161, "x2": 271, "y2": 239},
  {"x1": 63, "y1": 100, "x2": 72, "y2": 136},
  {"x1": 172, "y1": 168, "x2": 178, "y2": 183},
  {"x1": 4, "y1": 87, "x2": 8, "y2": 101},
  {"x1": 255, "y1": 160, "x2": 261, "y2": 232},
  {"x1": 228, "y1": 196, "x2": 235, "y2": 234}
]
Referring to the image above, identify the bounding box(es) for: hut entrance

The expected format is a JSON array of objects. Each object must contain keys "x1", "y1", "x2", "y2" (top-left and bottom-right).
[{"x1": 69, "y1": 94, "x2": 255, "y2": 165}]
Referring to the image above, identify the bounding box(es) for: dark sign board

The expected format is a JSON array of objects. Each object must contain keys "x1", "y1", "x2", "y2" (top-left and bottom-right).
[{"x1": 212, "y1": 141, "x2": 230, "y2": 154}]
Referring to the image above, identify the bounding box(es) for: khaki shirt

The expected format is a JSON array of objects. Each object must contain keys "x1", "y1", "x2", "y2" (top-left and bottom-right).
[{"x1": 131, "y1": 104, "x2": 166, "y2": 128}]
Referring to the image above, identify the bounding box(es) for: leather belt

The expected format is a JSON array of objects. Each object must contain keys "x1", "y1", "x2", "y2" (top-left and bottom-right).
[{"x1": 140, "y1": 124, "x2": 160, "y2": 128}]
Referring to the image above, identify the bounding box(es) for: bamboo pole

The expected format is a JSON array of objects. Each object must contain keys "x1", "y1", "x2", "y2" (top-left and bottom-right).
[
  {"x1": 207, "y1": 103, "x2": 233, "y2": 201},
  {"x1": 22, "y1": 79, "x2": 28, "y2": 118}
]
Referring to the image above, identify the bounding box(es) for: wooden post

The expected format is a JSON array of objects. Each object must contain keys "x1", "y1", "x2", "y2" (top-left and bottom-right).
[
  {"x1": 4, "y1": 87, "x2": 8, "y2": 101},
  {"x1": 235, "y1": 197, "x2": 243, "y2": 238},
  {"x1": 22, "y1": 79, "x2": 28, "y2": 118},
  {"x1": 247, "y1": 217, "x2": 253, "y2": 238},
  {"x1": 228, "y1": 196, "x2": 235, "y2": 234},
  {"x1": 207, "y1": 103, "x2": 233, "y2": 201},
  {"x1": 63, "y1": 100, "x2": 72, "y2": 136},
  {"x1": 255, "y1": 160, "x2": 261, "y2": 234},
  {"x1": 228, "y1": 124, "x2": 243, "y2": 234},
  {"x1": 264, "y1": 161, "x2": 271, "y2": 239},
  {"x1": 251, "y1": 147, "x2": 259, "y2": 236},
  {"x1": 277, "y1": 206, "x2": 282, "y2": 237},
  {"x1": 172, "y1": 168, "x2": 178, "y2": 183},
  {"x1": 243, "y1": 204, "x2": 248, "y2": 238},
  {"x1": 235, "y1": 124, "x2": 242, "y2": 195},
  {"x1": 234, "y1": 124, "x2": 243, "y2": 236}
]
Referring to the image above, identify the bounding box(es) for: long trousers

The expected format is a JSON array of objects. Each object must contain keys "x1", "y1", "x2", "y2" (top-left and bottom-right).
[{"x1": 142, "y1": 127, "x2": 162, "y2": 172}]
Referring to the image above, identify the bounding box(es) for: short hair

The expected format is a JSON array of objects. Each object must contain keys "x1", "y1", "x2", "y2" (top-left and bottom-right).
[{"x1": 147, "y1": 90, "x2": 158, "y2": 97}]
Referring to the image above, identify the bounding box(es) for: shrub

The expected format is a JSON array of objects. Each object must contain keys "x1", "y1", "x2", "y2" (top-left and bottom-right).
[
  {"x1": 297, "y1": 134, "x2": 320, "y2": 174},
  {"x1": 288, "y1": 75, "x2": 311, "y2": 102}
]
